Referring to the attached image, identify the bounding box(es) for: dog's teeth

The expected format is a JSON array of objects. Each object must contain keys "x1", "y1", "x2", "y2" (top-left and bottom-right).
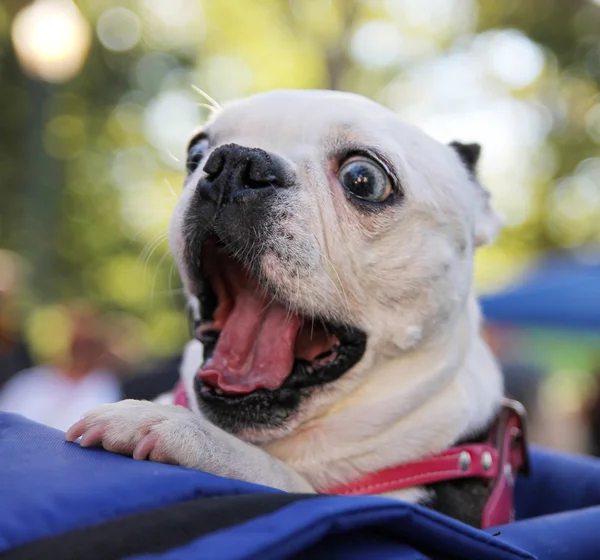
[{"x1": 214, "y1": 387, "x2": 224, "y2": 395}]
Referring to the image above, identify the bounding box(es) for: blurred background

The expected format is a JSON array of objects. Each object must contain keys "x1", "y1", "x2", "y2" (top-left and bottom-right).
[{"x1": 0, "y1": 0, "x2": 599, "y2": 448}]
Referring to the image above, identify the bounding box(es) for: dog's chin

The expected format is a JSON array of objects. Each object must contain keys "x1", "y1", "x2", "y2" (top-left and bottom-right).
[{"x1": 187, "y1": 236, "x2": 367, "y2": 436}]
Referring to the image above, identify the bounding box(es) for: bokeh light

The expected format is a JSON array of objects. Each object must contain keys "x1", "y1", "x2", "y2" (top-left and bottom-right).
[
  {"x1": 1, "y1": 1, "x2": 600, "y2": 446},
  {"x1": 350, "y1": 21, "x2": 402, "y2": 68},
  {"x1": 11, "y1": 0, "x2": 91, "y2": 83},
  {"x1": 96, "y1": 7, "x2": 142, "y2": 53},
  {"x1": 484, "y1": 29, "x2": 546, "y2": 89},
  {"x1": 144, "y1": 90, "x2": 203, "y2": 167}
]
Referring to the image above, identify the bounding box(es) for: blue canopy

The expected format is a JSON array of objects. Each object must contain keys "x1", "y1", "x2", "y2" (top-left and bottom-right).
[{"x1": 480, "y1": 255, "x2": 600, "y2": 330}]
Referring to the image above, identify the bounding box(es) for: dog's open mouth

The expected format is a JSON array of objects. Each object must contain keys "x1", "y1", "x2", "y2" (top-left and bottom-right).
[{"x1": 191, "y1": 238, "x2": 366, "y2": 402}]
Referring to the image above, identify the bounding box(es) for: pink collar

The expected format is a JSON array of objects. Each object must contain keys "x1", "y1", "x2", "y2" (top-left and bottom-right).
[
  {"x1": 173, "y1": 383, "x2": 528, "y2": 528},
  {"x1": 322, "y1": 399, "x2": 529, "y2": 529}
]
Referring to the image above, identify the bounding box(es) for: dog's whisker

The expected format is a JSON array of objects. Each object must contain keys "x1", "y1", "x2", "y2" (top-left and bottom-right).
[
  {"x1": 149, "y1": 250, "x2": 174, "y2": 302},
  {"x1": 129, "y1": 221, "x2": 171, "y2": 242},
  {"x1": 191, "y1": 85, "x2": 222, "y2": 109},
  {"x1": 288, "y1": 268, "x2": 302, "y2": 325},
  {"x1": 164, "y1": 178, "x2": 178, "y2": 199},
  {"x1": 143, "y1": 245, "x2": 168, "y2": 280},
  {"x1": 168, "y1": 262, "x2": 182, "y2": 304},
  {"x1": 139, "y1": 232, "x2": 170, "y2": 275},
  {"x1": 166, "y1": 148, "x2": 181, "y2": 163},
  {"x1": 139, "y1": 230, "x2": 169, "y2": 257},
  {"x1": 196, "y1": 102, "x2": 220, "y2": 114},
  {"x1": 139, "y1": 232, "x2": 168, "y2": 262},
  {"x1": 320, "y1": 319, "x2": 331, "y2": 339},
  {"x1": 319, "y1": 250, "x2": 351, "y2": 315},
  {"x1": 259, "y1": 292, "x2": 278, "y2": 315}
]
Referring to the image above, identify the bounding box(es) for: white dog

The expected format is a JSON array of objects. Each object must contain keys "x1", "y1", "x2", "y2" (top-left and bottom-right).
[{"x1": 67, "y1": 90, "x2": 524, "y2": 527}]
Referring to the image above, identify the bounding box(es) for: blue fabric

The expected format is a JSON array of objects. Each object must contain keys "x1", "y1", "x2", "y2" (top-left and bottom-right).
[
  {"x1": 130, "y1": 497, "x2": 532, "y2": 560},
  {"x1": 488, "y1": 507, "x2": 600, "y2": 560},
  {"x1": 514, "y1": 446, "x2": 600, "y2": 519},
  {"x1": 0, "y1": 413, "x2": 278, "y2": 553},
  {"x1": 2, "y1": 412, "x2": 600, "y2": 559}
]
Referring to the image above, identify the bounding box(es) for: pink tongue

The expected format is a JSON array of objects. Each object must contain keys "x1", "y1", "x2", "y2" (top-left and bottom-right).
[{"x1": 198, "y1": 287, "x2": 301, "y2": 394}]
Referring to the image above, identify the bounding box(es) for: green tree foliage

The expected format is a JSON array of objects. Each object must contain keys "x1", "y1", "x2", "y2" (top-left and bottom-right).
[{"x1": 0, "y1": 0, "x2": 598, "y2": 363}]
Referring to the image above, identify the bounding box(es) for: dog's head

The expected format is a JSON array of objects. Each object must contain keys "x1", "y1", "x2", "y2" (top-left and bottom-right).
[{"x1": 170, "y1": 90, "x2": 501, "y2": 442}]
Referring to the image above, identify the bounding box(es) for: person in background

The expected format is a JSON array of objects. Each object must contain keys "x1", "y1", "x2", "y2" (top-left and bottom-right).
[
  {"x1": 582, "y1": 361, "x2": 600, "y2": 457},
  {"x1": 0, "y1": 305, "x2": 122, "y2": 431},
  {"x1": 0, "y1": 250, "x2": 33, "y2": 387},
  {"x1": 122, "y1": 354, "x2": 182, "y2": 401}
]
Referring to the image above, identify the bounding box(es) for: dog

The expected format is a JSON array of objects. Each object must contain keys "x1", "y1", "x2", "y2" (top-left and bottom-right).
[{"x1": 66, "y1": 89, "x2": 515, "y2": 527}]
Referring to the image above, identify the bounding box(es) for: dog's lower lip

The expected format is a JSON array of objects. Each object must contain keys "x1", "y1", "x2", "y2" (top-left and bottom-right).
[{"x1": 197, "y1": 379, "x2": 259, "y2": 400}]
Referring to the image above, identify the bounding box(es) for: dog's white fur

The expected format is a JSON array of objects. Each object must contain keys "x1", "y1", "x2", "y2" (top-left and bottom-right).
[{"x1": 67, "y1": 90, "x2": 503, "y2": 504}]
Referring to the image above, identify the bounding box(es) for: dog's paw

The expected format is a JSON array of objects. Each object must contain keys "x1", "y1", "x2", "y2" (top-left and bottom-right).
[{"x1": 65, "y1": 400, "x2": 205, "y2": 467}]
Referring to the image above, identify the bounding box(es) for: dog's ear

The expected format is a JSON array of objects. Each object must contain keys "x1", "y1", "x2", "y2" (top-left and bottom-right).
[
  {"x1": 449, "y1": 141, "x2": 480, "y2": 176},
  {"x1": 450, "y1": 141, "x2": 502, "y2": 247}
]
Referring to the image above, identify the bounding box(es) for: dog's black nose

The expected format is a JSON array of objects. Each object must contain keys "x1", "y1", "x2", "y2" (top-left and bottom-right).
[{"x1": 198, "y1": 143, "x2": 289, "y2": 204}]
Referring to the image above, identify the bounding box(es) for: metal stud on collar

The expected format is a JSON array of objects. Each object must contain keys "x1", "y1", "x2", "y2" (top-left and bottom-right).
[
  {"x1": 481, "y1": 451, "x2": 493, "y2": 471},
  {"x1": 458, "y1": 450, "x2": 471, "y2": 471},
  {"x1": 504, "y1": 463, "x2": 514, "y2": 487}
]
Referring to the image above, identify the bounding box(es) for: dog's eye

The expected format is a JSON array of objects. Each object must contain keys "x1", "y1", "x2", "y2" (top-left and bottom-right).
[
  {"x1": 186, "y1": 138, "x2": 210, "y2": 175},
  {"x1": 338, "y1": 157, "x2": 392, "y2": 202}
]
